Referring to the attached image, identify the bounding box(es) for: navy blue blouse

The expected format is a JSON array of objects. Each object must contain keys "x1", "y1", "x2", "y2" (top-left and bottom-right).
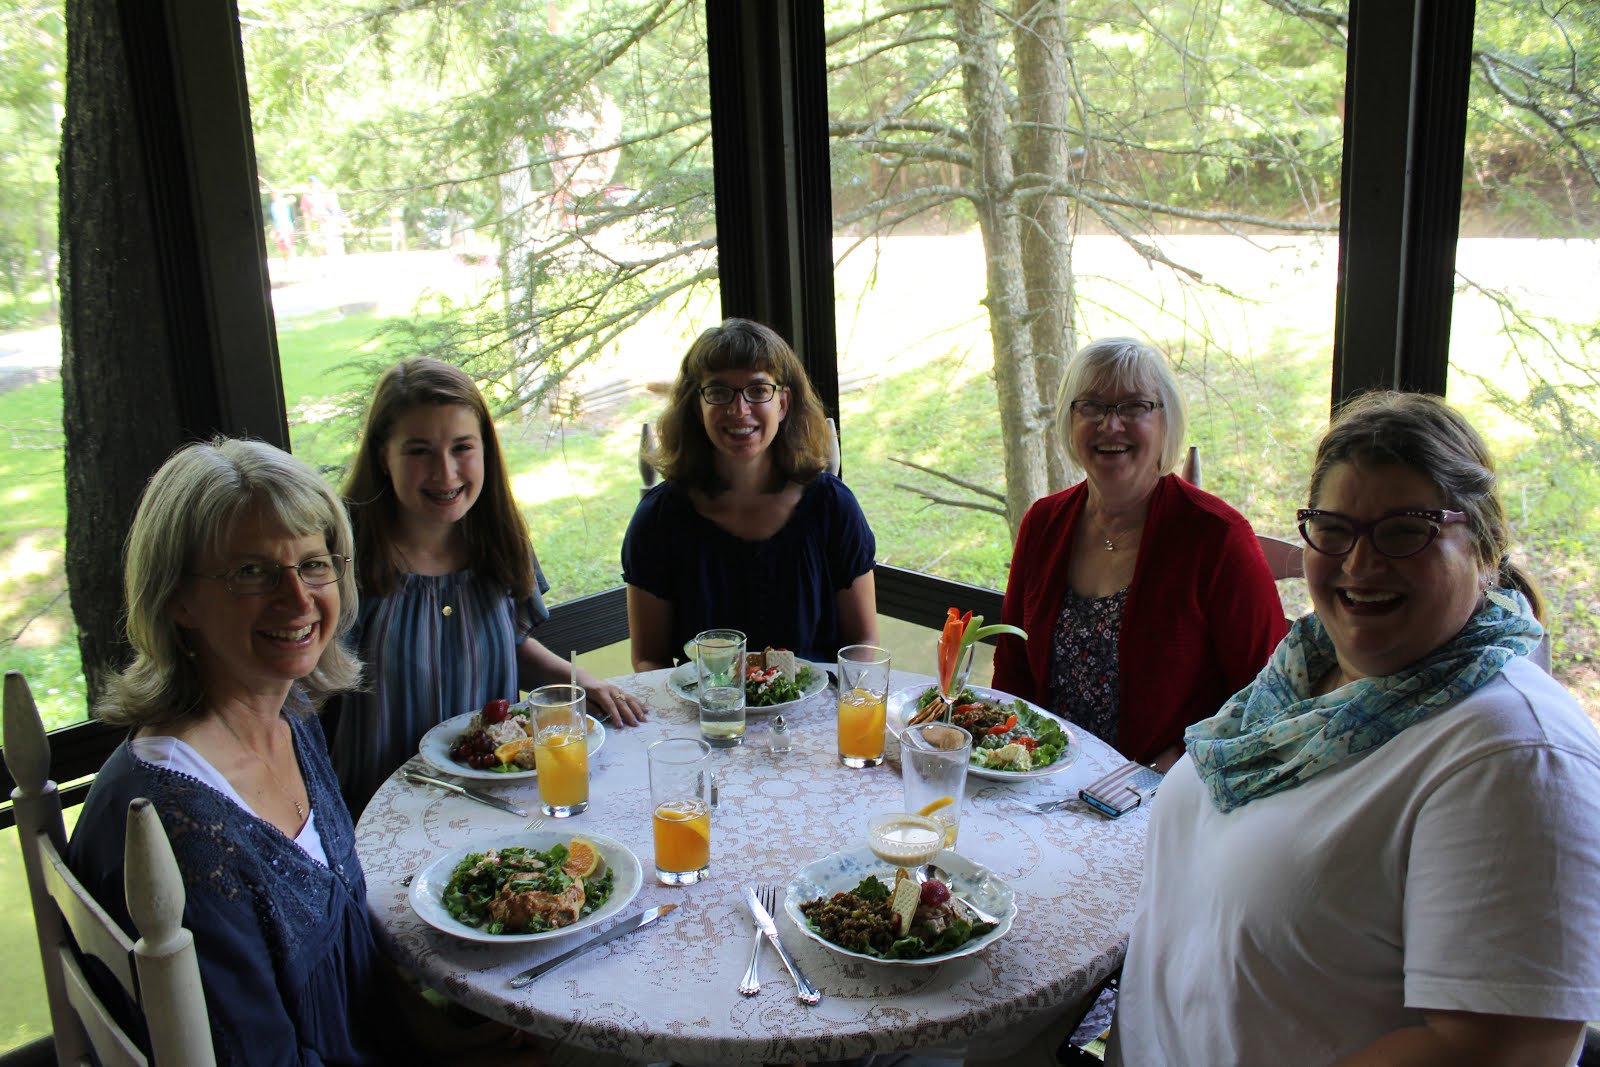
[
  {"x1": 621, "y1": 473, "x2": 876, "y2": 662},
  {"x1": 67, "y1": 712, "x2": 393, "y2": 1066}
]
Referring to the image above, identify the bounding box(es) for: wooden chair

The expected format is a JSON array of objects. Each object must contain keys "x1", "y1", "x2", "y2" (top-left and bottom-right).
[
  {"x1": 3, "y1": 671, "x2": 215, "y2": 1067},
  {"x1": 1255, "y1": 534, "x2": 1305, "y2": 580}
]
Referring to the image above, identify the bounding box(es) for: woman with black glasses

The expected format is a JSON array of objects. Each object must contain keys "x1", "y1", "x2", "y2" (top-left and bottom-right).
[
  {"x1": 1109, "y1": 391, "x2": 1600, "y2": 1065},
  {"x1": 623, "y1": 318, "x2": 878, "y2": 669},
  {"x1": 66, "y1": 437, "x2": 397, "y2": 1064},
  {"x1": 991, "y1": 337, "x2": 1286, "y2": 770}
]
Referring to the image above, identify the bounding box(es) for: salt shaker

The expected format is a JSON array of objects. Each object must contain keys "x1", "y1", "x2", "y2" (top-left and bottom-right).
[{"x1": 768, "y1": 713, "x2": 793, "y2": 754}]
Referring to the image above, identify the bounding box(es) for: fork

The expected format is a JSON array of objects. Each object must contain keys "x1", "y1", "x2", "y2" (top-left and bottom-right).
[
  {"x1": 737, "y1": 887, "x2": 771, "y2": 996},
  {"x1": 1016, "y1": 797, "x2": 1076, "y2": 815}
]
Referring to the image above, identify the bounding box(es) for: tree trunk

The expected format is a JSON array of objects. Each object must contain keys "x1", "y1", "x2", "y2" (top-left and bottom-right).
[
  {"x1": 954, "y1": 0, "x2": 1049, "y2": 536},
  {"x1": 59, "y1": 0, "x2": 188, "y2": 708},
  {"x1": 1013, "y1": 0, "x2": 1075, "y2": 493}
]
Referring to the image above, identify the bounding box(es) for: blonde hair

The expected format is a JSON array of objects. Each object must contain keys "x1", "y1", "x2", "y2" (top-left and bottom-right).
[
  {"x1": 96, "y1": 437, "x2": 361, "y2": 727},
  {"x1": 1053, "y1": 336, "x2": 1188, "y2": 476}
]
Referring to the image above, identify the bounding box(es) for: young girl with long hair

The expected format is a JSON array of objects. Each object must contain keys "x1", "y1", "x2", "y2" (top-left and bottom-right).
[{"x1": 332, "y1": 357, "x2": 645, "y2": 809}]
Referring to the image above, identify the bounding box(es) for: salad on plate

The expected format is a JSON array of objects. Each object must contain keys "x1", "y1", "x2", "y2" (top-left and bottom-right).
[
  {"x1": 442, "y1": 838, "x2": 614, "y2": 936},
  {"x1": 904, "y1": 686, "x2": 1072, "y2": 773}
]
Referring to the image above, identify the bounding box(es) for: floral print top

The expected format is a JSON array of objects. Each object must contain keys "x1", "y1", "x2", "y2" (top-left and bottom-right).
[{"x1": 1047, "y1": 587, "x2": 1128, "y2": 747}]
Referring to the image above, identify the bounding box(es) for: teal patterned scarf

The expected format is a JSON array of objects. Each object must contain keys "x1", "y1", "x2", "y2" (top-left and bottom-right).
[{"x1": 1186, "y1": 588, "x2": 1544, "y2": 813}]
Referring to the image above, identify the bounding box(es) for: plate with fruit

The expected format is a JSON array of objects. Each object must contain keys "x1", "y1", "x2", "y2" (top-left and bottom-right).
[
  {"x1": 784, "y1": 847, "x2": 1015, "y2": 966},
  {"x1": 409, "y1": 830, "x2": 642, "y2": 944},
  {"x1": 418, "y1": 698, "x2": 607, "y2": 782}
]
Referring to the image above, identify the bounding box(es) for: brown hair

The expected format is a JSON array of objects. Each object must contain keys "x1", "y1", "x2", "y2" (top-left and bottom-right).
[
  {"x1": 342, "y1": 357, "x2": 537, "y2": 599},
  {"x1": 1307, "y1": 390, "x2": 1543, "y2": 621},
  {"x1": 651, "y1": 318, "x2": 833, "y2": 491}
]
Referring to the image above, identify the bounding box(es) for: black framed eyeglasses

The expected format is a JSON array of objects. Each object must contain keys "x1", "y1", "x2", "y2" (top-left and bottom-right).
[
  {"x1": 698, "y1": 382, "x2": 781, "y2": 406},
  {"x1": 1296, "y1": 509, "x2": 1467, "y2": 559},
  {"x1": 1069, "y1": 398, "x2": 1163, "y2": 423},
  {"x1": 194, "y1": 554, "x2": 350, "y2": 596}
]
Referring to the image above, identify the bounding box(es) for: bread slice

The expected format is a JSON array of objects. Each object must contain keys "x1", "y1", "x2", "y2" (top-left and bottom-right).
[
  {"x1": 890, "y1": 868, "x2": 920, "y2": 937},
  {"x1": 763, "y1": 647, "x2": 798, "y2": 681}
]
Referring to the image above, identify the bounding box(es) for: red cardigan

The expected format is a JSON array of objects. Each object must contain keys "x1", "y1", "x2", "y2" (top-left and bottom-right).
[{"x1": 992, "y1": 474, "x2": 1287, "y2": 763}]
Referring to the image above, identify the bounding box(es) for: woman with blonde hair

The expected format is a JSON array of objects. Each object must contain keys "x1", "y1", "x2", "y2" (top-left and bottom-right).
[
  {"x1": 992, "y1": 336, "x2": 1286, "y2": 769},
  {"x1": 67, "y1": 437, "x2": 395, "y2": 1063},
  {"x1": 623, "y1": 318, "x2": 878, "y2": 669}
]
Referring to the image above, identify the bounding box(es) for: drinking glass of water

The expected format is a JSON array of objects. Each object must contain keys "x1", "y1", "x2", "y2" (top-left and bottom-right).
[{"x1": 694, "y1": 628, "x2": 747, "y2": 748}]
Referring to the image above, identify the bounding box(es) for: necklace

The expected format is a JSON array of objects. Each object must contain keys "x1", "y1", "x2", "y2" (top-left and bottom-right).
[
  {"x1": 218, "y1": 715, "x2": 306, "y2": 820},
  {"x1": 1099, "y1": 524, "x2": 1145, "y2": 552}
]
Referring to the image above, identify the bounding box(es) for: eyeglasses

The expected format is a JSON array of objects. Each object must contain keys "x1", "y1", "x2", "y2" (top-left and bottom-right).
[
  {"x1": 194, "y1": 554, "x2": 349, "y2": 596},
  {"x1": 698, "y1": 382, "x2": 781, "y2": 406},
  {"x1": 1296, "y1": 509, "x2": 1467, "y2": 559},
  {"x1": 1069, "y1": 398, "x2": 1163, "y2": 423}
]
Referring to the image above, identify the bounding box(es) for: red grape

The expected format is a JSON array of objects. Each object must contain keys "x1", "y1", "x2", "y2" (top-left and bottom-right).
[{"x1": 920, "y1": 880, "x2": 951, "y2": 907}]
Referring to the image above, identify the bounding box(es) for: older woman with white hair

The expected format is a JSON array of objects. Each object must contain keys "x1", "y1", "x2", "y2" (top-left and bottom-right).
[
  {"x1": 66, "y1": 437, "x2": 395, "y2": 1064},
  {"x1": 992, "y1": 337, "x2": 1287, "y2": 770}
]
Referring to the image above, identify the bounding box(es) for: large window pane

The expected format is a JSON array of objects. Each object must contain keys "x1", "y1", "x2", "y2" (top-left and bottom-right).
[
  {"x1": 1448, "y1": 0, "x2": 1599, "y2": 724},
  {"x1": 241, "y1": 0, "x2": 721, "y2": 606},
  {"x1": 0, "y1": 1, "x2": 79, "y2": 730},
  {"x1": 825, "y1": 1, "x2": 1345, "y2": 627}
]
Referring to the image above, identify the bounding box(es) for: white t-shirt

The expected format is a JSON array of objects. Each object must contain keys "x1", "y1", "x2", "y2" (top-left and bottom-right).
[
  {"x1": 1107, "y1": 656, "x2": 1600, "y2": 1067},
  {"x1": 130, "y1": 734, "x2": 328, "y2": 867}
]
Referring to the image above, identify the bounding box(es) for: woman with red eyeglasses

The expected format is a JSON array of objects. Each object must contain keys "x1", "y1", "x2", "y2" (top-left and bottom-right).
[{"x1": 1109, "y1": 391, "x2": 1600, "y2": 1066}]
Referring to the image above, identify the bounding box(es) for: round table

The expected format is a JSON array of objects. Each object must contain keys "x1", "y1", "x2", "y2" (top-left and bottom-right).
[{"x1": 355, "y1": 668, "x2": 1149, "y2": 1065}]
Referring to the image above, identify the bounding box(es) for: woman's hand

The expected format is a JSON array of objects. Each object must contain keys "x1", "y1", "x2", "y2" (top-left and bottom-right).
[{"x1": 577, "y1": 671, "x2": 649, "y2": 728}]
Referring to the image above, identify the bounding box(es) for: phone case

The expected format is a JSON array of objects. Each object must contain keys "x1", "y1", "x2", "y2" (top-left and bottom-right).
[{"x1": 1079, "y1": 762, "x2": 1164, "y2": 818}]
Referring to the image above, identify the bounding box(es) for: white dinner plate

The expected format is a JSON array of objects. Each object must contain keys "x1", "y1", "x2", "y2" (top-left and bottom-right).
[
  {"x1": 418, "y1": 710, "x2": 607, "y2": 781},
  {"x1": 783, "y1": 847, "x2": 1016, "y2": 966},
  {"x1": 409, "y1": 829, "x2": 643, "y2": 944},
  {"x1": 667, "y1": 659, "x2": 829, "y2": 715},
  {"x1": 887, "y1": 684, "x2": 1078, "y2": 782}
]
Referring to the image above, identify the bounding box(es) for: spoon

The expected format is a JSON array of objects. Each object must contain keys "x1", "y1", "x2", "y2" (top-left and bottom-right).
[{"x1": 914, "y1": 863, "x2": 1001, "y2": 926}]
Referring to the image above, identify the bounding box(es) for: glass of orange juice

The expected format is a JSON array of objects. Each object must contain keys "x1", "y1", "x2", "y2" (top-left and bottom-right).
[
  {"x1": 837, "y1": 644, "x2": 892, "y2": 768},
  {"x1": 529, "y1": 684, "x2": 589, "y2": 817},
  {"x1": 648, "y1": 737, "x2": 716, "y2": 885}
]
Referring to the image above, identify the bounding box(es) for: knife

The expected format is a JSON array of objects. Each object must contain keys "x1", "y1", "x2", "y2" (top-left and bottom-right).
[
  {"x1": 403, "y1": 771, "x2": 529, "y2": 817},
  {"x1": 507, "y1": 904, "x2": 678, "y2": 987},
  {"x1": 744, "y1": 887, "x2": 821, "y2": 1004}
]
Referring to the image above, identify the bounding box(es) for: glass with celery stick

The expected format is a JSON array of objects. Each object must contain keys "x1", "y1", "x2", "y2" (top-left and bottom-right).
[
  {"x1": 529, "y1": 684, "x2": 589, "y2": 817},
  {"x1": 694, "y1": 628, "x2": 747, "y2": 747},
  {"x1": 934, "y1": 608, "x2": 1027, "y2": 722},
  {"x1": 837, "y1": 644, "x2": 892, "y2": 768},
  {"x1": 649, "y1": 737, "x2": 716, "y2": 885}
]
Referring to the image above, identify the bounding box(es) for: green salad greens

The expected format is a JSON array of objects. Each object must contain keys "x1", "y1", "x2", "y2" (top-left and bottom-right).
[
  {"x1": 441, "y1": 843, "x2": 615, "y2": 935},
  {"x1": 799, "y1": 874, "x2": 998, "y2": 960},
  {"x1": 748, "y1": 665, "x2": 818, "y2": 707},
  {"x1": 915, "y1": 686, "x2": 1071, "y2": 772}
]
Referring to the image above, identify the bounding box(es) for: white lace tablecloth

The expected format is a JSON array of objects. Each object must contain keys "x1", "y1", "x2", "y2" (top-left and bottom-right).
[{"x1": 355, "y1": 669, "x2": 1149, "y2": 1065}]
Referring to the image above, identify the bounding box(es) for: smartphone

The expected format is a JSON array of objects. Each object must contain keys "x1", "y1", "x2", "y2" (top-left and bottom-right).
[{"x1": 1079, "y1": 762, "x2": 1164, "y2": 819}]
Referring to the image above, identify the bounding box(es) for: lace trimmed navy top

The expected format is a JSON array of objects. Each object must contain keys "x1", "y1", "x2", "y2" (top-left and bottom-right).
[{"x1": 67, "y1": 711, "x2": 393, "y2": 1066}]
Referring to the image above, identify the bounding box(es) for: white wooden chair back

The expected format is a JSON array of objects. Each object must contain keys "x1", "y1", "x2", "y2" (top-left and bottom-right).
[{"x1": 4, "y1": 671, "x2": 215, "y2": 1067}]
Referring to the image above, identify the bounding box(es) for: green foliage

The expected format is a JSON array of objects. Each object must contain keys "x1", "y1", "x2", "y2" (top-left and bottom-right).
[{"x1": 0, "y1": 2, "x2": 62, "y2": 324}]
